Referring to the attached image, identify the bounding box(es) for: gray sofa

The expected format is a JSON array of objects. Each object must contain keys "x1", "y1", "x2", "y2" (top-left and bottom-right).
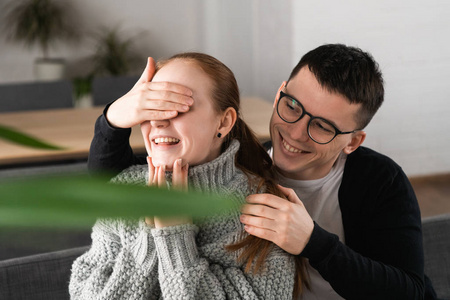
[
  {"x1": 0, "y1": 214, "x2": 449, "y2": 299},
  {"x1": 0, "y1": 246, "x2": 89, "y2": 300},
  {"x1": 423, "y1": 214, "x2": 450, "y2": 299}
]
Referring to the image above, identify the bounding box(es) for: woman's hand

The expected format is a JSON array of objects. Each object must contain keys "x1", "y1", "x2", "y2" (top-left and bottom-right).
[
  {"x1": 146, "y1": 157, "x2": 191, "y2": 228},
  {"x1": 106, "y1": 57, "x2": 194, "y2": 129}
]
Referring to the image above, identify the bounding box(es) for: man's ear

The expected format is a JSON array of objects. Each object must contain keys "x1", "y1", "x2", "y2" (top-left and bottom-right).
[
  {"x1": 273, "y1": 81, "x2": 287, "y2": 108},
  {"x1": 217, "y1": 107, "x2": 237, "y2": 138},
  {"x1": 343, "y1": 131, "x2": 366, "y2": 155}
]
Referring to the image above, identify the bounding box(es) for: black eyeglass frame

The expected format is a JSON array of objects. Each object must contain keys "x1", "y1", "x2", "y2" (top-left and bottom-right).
[{"x1": 276, "y1": 91, "x2": 360, "y2": 145}]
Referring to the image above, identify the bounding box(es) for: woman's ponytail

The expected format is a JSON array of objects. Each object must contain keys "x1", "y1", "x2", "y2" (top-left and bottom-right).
[{"x1": 226, "y1": 117, "x2": 310, "y2": 296}]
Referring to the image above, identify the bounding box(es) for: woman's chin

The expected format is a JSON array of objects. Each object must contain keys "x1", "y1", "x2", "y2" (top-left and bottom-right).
[{"x1": 151, "y1": 157, "x2": 176, "y2": 169}]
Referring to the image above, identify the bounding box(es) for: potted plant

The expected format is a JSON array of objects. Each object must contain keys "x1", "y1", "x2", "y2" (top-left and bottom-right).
[
  {"x1": 72, "y1": 74, "x2": 94, "y2": 108},
  {"x1": 72, "y1": 26, "x2": 142, "y2": 108},
  {"x1": 91, "y1": 26, "x2": 141, "y2": 76},
  {"x1": 3, "y1": 0, "x2": 78, "y2": 81}
]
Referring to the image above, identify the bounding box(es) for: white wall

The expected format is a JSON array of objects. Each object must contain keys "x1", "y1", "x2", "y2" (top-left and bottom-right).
[
  {"x1": 0, "y1": 0, "x2": 292, "y2": 99},
  {"x1": 292, "y1": 0, "x2": 450, "y2": 176},
  {"x1": 0, "y1": 0, "x2": 205, "y2": 81},
  {"x1": 1, "y1": 0, "x2": 449, "y2": 176}
]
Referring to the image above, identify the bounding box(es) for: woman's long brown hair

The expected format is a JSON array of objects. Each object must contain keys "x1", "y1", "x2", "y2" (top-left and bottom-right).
[{"x1": 156, "y1": 52, "x2": 309, "y2": 296}]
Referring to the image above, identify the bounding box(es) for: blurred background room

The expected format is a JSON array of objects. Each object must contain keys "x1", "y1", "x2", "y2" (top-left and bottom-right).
[
  {"x1": 0, "y1": 1, "x2": 449, "y2": 299},
  {"x1": 0, "y1": 0, "x2": 449, "y2": 259}
]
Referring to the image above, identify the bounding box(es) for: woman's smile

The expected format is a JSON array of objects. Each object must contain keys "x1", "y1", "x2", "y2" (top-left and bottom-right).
[{"x1": 152, "y1": 136, "x2": 180, "y2": 145}]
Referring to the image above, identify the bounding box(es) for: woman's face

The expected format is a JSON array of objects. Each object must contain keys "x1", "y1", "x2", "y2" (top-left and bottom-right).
[{"x1": 141, "y1": 59, "x2": 223, "y2": 169}]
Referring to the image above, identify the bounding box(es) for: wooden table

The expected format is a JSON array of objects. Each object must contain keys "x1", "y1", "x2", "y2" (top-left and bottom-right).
[{"x1": 0, "y1": 97, "x2": 274, "y2": 166}]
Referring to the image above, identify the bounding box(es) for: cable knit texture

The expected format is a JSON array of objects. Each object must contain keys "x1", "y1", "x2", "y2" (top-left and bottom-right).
[{"x1": 69, "y1": 140, "x2": 295, "y2": 299}]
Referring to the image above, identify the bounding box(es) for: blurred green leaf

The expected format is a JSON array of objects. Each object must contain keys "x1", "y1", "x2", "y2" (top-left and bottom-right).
[
  {"x1": 0, "y1": 124, "x2": 64, "y2": 150},
  {"x1": 0, "y1": 174, "x2": 237, "y2": 229}
]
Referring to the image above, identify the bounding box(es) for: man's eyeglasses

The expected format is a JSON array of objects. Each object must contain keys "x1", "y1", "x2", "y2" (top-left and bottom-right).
[{"x1": 276, "y1": 91, "x2": 360, "y2": 145}]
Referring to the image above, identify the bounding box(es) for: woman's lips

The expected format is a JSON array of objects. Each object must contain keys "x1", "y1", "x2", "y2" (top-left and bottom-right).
[{"x1": 152, "y1": 137, "x2": 180, "y2": 145}]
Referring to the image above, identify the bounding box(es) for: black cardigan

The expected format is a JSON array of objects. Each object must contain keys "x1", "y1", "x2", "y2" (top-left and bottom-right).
[
  {"x1": 303, "y1": 146, "x2": 425, "y2": 299},
  {"x1": 88, "y1": 112, "x2": 436, "y2": 299}
]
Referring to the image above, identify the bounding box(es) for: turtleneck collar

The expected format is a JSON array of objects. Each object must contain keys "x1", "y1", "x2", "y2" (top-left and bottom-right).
[{"x1": 164, "y1": 140, "x2": 240, "y2": 194}]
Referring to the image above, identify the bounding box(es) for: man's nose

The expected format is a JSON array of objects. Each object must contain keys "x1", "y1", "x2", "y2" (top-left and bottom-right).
[{"x1": 289, "y1": 115, "x2": 310, "y2": 142}]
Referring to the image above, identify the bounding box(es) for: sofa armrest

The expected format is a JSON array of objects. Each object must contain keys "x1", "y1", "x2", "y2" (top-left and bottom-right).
[
  {"x1": 0, "y1": 246, "x2": 89, "y2": 300},
  {"x1": 422, "y1": 214, "x2": 450, "y2": 300}
]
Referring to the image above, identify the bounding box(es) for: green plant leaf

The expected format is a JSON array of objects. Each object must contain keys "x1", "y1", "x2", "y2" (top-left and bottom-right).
[
  {"x1": 0, "y1": 174, "x2": 238, "y2": 229},
  {"x1": 0, "y1": 124, "x2": 64, "y2": 150}
]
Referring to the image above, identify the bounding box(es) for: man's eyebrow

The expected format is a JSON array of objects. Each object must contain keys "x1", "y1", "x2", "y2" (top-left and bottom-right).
[{"x1": 284, "y1": 87, "x2": 342, "y2": 129}]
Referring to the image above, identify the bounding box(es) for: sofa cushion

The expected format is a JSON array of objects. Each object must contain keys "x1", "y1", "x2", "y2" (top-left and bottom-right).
[{"x1": 0, "y1": 246, "x2": 89, "y2": 300}]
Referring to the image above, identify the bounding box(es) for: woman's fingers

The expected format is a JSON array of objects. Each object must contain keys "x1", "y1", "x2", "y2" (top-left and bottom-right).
[
  {"x1": 154, "y1": 160, "x2": 190, "y2": 228},
  {"x1": 146, "y1": 81, "x2": 192, "y2": 97},
  {"x1": 141, "y1": 87, "x2": 193, "y2": 109},
  {"x1": 172, "y1": 159, "x2": 188, "y2": 191},
  {"x1": 145, "y1": 156, "x2": 156, "y2": 227},
  {"x1": 182, "y1": 162, "x2": 189, "y2": 190},
  {"x1": 147, "y1": 157, "x2": 155, "y2": 186},
  {"x1": 149, "y1": 159, "x2": 188, "y2": 191},
  {"x1": 156, "y1": 165, "x2": 166, "y2": 188},
  {"x1": 140, "y1": 97, "x2": 191, "y2": 113}
]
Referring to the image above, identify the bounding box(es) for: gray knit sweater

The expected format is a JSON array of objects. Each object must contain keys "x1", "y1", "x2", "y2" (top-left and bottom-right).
[{"x1": 69, "y1": 140, "x2": 295, "y2": 299}]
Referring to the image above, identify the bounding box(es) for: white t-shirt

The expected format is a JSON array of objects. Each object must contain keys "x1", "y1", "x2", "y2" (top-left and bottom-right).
[{"x1": 270, "y1": 149, "x2": 347, "y2": 300}]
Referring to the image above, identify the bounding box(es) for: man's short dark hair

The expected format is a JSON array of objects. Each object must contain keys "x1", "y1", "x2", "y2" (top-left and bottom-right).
[{"x1": 288, "y1": 44, "x2": 384, "y2": 129}]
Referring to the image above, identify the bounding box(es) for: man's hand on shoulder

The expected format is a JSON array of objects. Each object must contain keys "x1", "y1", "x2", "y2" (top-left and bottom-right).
[{"x1": 240, "y1": 185, "x2": 314, "y2": 255}]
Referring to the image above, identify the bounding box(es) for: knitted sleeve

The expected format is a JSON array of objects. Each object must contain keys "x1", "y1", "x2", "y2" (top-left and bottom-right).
[
  {"x1": 69, "y1": 219, "x2": 160, "y2": 300},
  {"x1": 151, "y1": 223, "x2": 295, "y2": 299}
]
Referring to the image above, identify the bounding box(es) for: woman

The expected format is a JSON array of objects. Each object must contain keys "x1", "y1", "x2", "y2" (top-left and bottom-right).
[{"x1": 70, "y1": 53, "x2": 307, "y2": 299}]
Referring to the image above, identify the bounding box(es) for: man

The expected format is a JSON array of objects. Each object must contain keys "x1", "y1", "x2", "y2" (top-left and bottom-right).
[{"x1": 88, "y1": 44, "x2": 435, "y2": 299}]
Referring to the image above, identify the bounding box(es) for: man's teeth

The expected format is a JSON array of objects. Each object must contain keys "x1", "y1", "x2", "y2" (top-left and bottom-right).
[
  {"x1": 282, "y1": 139, "x2": 302, "y2": 153},
  {"x1": 154, "y1": 137, "x2": 180, "y2": 144}
]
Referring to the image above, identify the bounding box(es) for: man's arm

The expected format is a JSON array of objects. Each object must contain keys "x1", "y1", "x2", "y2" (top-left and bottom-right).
[
  {"x1": 241, "y1": 173, "x2": 426, "y2": 300},
  {"x1": 87, "y1": 106, "x2": 146, "y2": 175}
]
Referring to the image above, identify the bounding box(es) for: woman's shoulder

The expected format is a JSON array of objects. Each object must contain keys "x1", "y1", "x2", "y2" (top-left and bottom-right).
[{"x1": 220, "y1": 168, "x2": 254, "y2": 196}]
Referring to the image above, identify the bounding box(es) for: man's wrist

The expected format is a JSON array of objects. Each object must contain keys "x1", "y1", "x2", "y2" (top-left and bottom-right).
[
  {"x1": 103, "y1": 102, "x2": 124, "y2": 129},
  {"x1": 300, "y1": 222, "x2": 339, "y2": 262},
  {"x1": 97, "y1": 103, "x2": 132, "y2": 142}
]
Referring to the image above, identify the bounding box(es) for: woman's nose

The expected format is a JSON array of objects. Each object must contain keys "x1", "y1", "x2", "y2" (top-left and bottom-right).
[{"x1": 150, "y1": 119, "x2": 170, "y2": 128}]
